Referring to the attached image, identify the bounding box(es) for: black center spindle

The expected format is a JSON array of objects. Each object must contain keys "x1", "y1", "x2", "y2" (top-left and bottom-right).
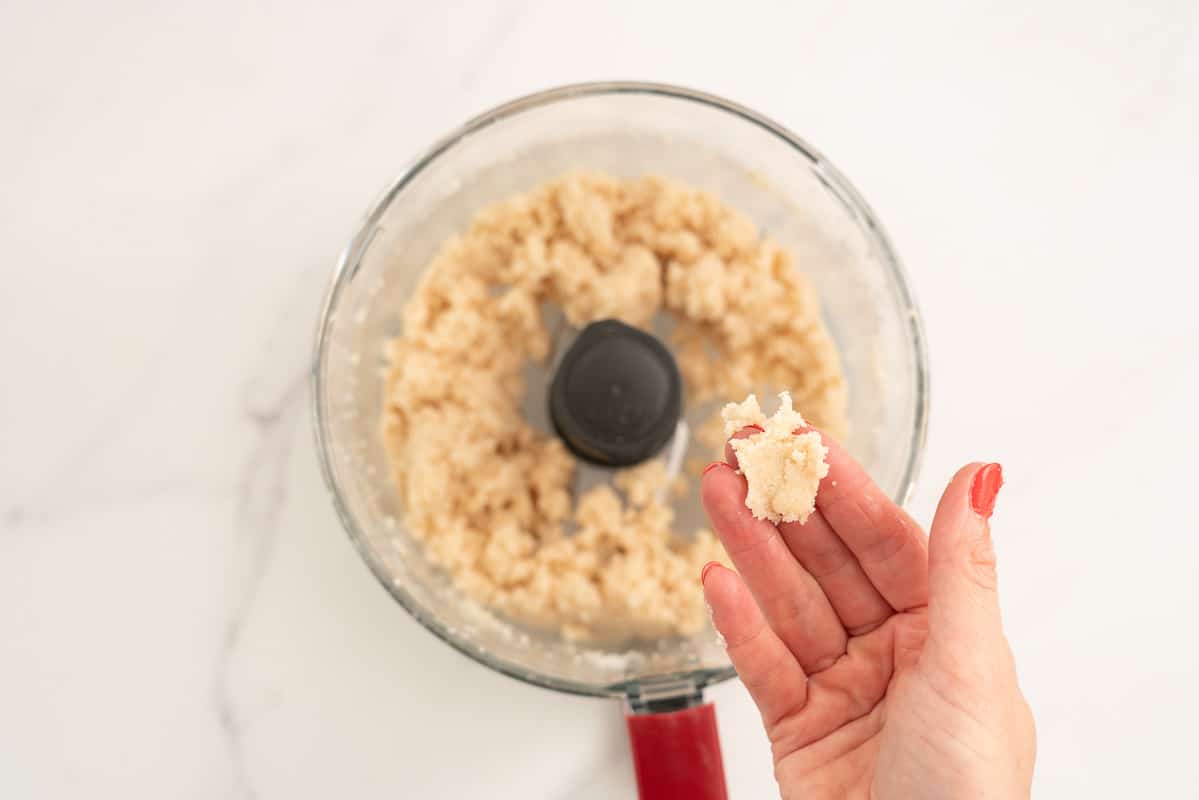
[{"x1": 548, "y1": 319, "x2": 682, "y2": 467}]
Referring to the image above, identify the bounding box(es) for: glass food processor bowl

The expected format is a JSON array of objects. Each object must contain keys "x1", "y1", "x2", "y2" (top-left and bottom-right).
[{"x1": 312, "y1": 81, "x2": 928, "y2": 791}]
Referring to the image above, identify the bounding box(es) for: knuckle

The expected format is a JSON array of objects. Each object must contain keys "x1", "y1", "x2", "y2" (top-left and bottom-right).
[
  {"x1": 760, "y1": 589, "x2": 802, "y2": 624},
  {"x1": 799, "y1": 540, "x2": 852, "y2": 578},
  {"x1": 964, "y1": 535, "x2": 999, "y2": 592},
  {"x1": 861, "y1": 523, "x2": 911, "y2": 565}
]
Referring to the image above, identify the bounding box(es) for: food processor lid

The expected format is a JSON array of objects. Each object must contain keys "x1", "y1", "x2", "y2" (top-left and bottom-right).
[{"x1": 549, "y1": 319, "x2": 682, "y2": 467}]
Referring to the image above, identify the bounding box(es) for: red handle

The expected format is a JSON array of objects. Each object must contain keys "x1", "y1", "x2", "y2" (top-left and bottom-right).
[{"x1": 625, "y1": 702, "x2": 728, "y2": 800}]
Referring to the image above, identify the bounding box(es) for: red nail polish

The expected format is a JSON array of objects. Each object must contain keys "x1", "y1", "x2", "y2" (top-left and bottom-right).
[
  {"x1": 970, "y1": 463, "x2": 1004, "y2": 518},
  {"x1": 702, "y1": 461, "x2": 727, "y2": 476},
  {"x1": 700, "y1": 561, "x2": 720, "y2": 584},
  {"x1": 745, "y1": 424, "x2": 764, "y2": 433}
]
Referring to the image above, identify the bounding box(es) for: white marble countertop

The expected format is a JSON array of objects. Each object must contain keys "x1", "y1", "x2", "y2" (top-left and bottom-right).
[{"x1": 3, "y1": 1, "x2": 1198, "y2": 797}]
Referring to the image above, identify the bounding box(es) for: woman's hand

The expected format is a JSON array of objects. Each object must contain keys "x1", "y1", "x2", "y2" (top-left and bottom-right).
[{"x1": 701, "y1": 429, "x2": 1035, "y2": 799}]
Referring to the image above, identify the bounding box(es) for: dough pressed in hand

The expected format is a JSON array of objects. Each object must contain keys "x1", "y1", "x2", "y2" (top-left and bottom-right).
[{"x1": 721, "y1": 392, "x2": 829, "y2": 524}]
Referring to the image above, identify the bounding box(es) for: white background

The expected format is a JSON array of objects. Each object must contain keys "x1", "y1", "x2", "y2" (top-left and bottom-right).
[{"x1": 3, "y1": 1, "x2": 1197, "y2": 797}]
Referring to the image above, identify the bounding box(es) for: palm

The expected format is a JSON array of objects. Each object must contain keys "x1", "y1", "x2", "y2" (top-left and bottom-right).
[{"x1": 770, "y1": 610, "x2": 930, "y2": 799}]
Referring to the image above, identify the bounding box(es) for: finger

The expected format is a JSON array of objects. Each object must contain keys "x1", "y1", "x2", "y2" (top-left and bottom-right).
[
  {"x1": 723, "y1": 425, "x2": 763, "y2": 470},
  {"x1": 727, "y1": 426, "x2": 895, "y2": 632},
  {"x1": 777, "y1": 511, "x2": 894, "y2": 635},
  {"x1": 927, "y1": 462, "x2": 1006, "y2": 651},
  {"x1": 702, "y1": 562, "x2": 809, "y2": 727},
  {"x1": 807, "y1": 428, "x2": 929, "y2": 611},
  {"x1": 702, "y1": 463, "x2": 848, "y2": 672}
]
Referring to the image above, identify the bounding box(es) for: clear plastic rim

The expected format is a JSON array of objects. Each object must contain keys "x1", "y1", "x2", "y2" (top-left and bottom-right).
[{"x1": 311, "y1": 81, "x2": 930, "y2": 698}]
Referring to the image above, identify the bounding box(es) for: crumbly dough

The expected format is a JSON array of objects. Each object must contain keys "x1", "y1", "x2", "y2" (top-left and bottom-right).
[
  {"x1": 722, "y1": 392, "x2": 829, "y2": 524},
  {"x1": 382, "y1": 172, "x2": 847, "y2": 640}
]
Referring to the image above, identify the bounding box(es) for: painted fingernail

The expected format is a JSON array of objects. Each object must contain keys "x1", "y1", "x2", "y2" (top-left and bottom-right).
[
  {"x1": 727, "y1": 425, "x2": 763, "y2": 446},
  {"x1": 700, "y1": 561, "x2": 720, "y2": 585},
  {"x1": 970, "y1": 463, "x2": 1004, "y2": 518},
  {"x1": 702, "y1": 461, "x2": 728, "y2": 476}
]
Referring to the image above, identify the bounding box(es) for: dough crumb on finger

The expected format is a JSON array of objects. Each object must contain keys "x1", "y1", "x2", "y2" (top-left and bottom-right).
[{"x1": 721, "y1": 391, "x2": 829, "y2": 524}]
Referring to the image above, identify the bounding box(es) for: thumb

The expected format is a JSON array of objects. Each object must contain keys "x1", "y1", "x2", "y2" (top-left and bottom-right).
[{"x1": 927, "y1": 462, "x2": 1006, "y2": 653}]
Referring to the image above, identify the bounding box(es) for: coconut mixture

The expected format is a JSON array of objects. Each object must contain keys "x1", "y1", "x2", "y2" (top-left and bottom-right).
[
  {"x1": 722, "y1": 392, "x2": 829, "y2": 524},
  {"x1": 381, "y1": 172, "x2": 848, "y2": 640}
]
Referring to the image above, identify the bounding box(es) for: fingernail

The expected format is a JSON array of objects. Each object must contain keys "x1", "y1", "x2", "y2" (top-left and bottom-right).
[
  {"x1": 729, "y1": 424, "x2": 763, "y2": 442},
  {"x1": 970, "y1": 463, "x2": 1004, "y2": 518},
  {"x1": 700, "y1": 561, "x2": 720, "y2": 585},
  {"x1": 702, "y1": 461, "x2": 728, "y2": 476}
]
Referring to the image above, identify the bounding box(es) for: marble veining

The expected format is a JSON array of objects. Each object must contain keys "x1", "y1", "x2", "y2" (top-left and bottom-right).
[{"x1": 216, "y1": 372, "x2": 307, "y2": 800}]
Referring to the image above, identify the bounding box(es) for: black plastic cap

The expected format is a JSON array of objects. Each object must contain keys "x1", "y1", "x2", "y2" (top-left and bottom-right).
[{"x1": 549, "y1": 319, "x2": 682, "y2": 467}]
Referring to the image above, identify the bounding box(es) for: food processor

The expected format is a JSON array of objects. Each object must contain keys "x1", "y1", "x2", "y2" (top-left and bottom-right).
[{"x1": 312, "y1": 82, "x2": 928, "y2": 798}]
